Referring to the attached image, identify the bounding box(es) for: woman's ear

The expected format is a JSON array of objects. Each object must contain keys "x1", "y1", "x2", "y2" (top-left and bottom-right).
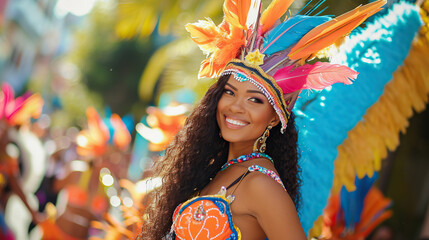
[{"x1": 270, "y1": 115, "x2": 280, "y2": 127}]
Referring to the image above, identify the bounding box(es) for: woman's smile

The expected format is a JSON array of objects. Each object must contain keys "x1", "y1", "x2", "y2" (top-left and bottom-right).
[{"x1": 224, "y1": 115, "x2": 249, "y2": 129}]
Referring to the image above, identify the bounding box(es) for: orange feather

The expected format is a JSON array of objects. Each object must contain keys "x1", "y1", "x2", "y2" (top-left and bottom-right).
[
  {"x1": 324, "y1": 194, "x2": 341, "y2": 228},
  {"x1": 185, "y1": 20, "x2": 221, "y2": 54},
  {"x1": 110, "y1": 113, "x2": 131, "y2": 150},
  {"x1": 353, "y1": 187, "x2": 393, "y2": 238},
  {"x1": 357, "y1": 187, "x2": 392, "y2": 227},
  {"x1": 76, "y1": 107, "x2": 110, "y2": 157},
  {"x1": 360, "y1": 210, "x2": 393, "y2": 237},
  {"x1": 290, "y1": 14, "x2": 369, "y2": 60},
  {"x1": 199, "y1": 58, "x2": 214, "y2": 78},
  {"x1": 87, "y1": 107, "x2": 110, "y2": 144},
  {"x1": 260, "y1": 0, "x2": 294, "y2": 34},
  {"x1": 195, "y1": 20, "x2": 244, "y2": 78},
  {"x1": 223, "y1": 0, "x2": 252, "y2": 29},
  {"x1": 288, "y1": 0, "x2": 386, "y2": 60}
]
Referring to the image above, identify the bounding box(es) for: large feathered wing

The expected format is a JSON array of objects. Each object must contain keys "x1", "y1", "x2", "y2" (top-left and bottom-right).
[{"x1": 296, "y1": 2, "x2": 424, "y2": 235}]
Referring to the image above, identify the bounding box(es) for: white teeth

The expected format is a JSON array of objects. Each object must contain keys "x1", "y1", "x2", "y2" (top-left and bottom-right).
[{"x1": 226, "y1": 117, "x2": 247, "y2": 126}]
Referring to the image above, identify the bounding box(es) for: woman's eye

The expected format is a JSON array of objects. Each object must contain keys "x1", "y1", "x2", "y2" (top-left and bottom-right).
[
  {"x1": 224, "y1": 89, "x2": 234, "y2": 95},
  {"x1": 249, "y1": 97, "x2": 263, "y2": 103}
]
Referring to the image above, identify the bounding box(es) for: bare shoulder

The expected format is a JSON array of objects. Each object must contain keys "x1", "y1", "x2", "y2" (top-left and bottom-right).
[
  {"x1": 239, "y1": 168, "x2": 307, "y2": 240},
  {"x1": 242, "y1": 169, "x2": 290, "y2": 209}
]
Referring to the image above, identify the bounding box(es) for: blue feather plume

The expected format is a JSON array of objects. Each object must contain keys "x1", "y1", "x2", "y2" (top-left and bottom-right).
[
  {"x1": 340, "y1": 173, "x2": 378, "y2": 230},
  {"x1": 262, "y1": 15, "x2": 331, "y2": 56}
]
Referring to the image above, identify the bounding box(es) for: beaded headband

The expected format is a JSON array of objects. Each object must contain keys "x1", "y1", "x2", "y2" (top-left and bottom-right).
[{"x1": 186, "y1": 0, "x2": 386, "y2": 132}]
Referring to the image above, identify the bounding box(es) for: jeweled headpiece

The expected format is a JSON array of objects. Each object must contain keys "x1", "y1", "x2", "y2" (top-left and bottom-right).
[{"x1": 186, "y1": 0, "x2": 386, "y2": 132}]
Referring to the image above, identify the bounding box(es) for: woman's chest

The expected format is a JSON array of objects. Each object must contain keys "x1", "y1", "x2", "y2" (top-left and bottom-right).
[
  {"x1": 199, "y1": 173, "x2": 267, "y2": 239},
  {"x1": 201, "y1": 166, "x2": 248, "y2": 195}
]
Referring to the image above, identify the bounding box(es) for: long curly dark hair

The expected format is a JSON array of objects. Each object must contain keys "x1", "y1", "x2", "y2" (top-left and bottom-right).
[{"x1": 141, "y1": 75, "x2": 301, "y2": 239}]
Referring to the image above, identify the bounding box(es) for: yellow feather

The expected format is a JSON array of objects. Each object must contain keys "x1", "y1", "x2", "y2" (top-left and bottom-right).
[
  {"x1": 373, "y1": 149, "x2": 381, "y2": 171},
  {"x1": 332, "y1": 34, "x2": 429, "y2": 193},
  {"x1": 309, "y1": 216, "x2": 324, "y2": 239}
]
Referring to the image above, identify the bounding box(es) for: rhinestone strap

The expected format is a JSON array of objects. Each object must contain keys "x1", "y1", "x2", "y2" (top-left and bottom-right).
[
  {"x1": 220, "y1": 152, "x2": 273, "y2": 171},
  {"x1": 248, "y1": 165, "x2": 285, "y2": 189}
]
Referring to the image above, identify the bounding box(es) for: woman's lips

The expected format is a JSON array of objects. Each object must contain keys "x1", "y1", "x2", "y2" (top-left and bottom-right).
[{"x1": 225, "y1": 116, "x2": 249, "y2": 129}]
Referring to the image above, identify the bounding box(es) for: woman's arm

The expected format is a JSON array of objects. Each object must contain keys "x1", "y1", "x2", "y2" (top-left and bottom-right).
[{"x1": 245, "y1": 174, "x2": 307, "y2": 240}]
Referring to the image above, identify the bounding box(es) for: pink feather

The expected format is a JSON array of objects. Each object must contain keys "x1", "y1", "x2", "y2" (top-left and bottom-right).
[
  {"x1": 273, "y1": 62, "x2": 358, "y2": 93},
  {"x1": 1, "y1": 83, "x2": 14, "y2": 119}
]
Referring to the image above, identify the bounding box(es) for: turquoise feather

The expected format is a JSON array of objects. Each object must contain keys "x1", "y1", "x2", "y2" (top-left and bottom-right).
[{"x1": 262, "y1": 15, "x2": 331, "y2": 56}]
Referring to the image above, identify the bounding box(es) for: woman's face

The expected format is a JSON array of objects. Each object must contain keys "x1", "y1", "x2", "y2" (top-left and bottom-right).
[{"x1": 216, "y1": 75, "x2": 279, "y2": 147}]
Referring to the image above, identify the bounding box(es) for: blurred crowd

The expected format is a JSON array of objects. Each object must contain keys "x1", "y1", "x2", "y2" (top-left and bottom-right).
[{"x1": 0, "y1": 82, "x2": 191, "y2": 239}]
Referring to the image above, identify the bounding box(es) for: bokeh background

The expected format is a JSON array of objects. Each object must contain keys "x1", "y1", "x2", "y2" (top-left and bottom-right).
[{"x1": 0, "y1": 0, "x2": 428, "y2": 239}]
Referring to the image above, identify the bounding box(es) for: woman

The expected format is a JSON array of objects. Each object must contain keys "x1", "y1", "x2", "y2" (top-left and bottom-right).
[
  {"x1": 143, "y1": 73, "x2": 303, "y2": 239},
  {"x1": 141, "y1": 0, "x2": 386, "y2": 239}
]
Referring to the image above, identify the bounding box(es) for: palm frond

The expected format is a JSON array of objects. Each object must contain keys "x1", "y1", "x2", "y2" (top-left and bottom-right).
[
  {"x1": 159, "y1": 41, "x2": 215, "y2": 102},
  {"x1": 115, "y1": 0, "x2": 224, "y2": 38},
  {"x1": 115, "y1": 0, "x2": 161, "y2": 38},
  {"x1": 138, "y1": 38, "x2": 215, "y2": 103}
]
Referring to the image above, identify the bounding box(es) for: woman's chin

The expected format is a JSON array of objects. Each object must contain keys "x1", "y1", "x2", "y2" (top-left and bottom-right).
[{"x1": 221, "y1": 134, "x2": 255, "y2": 147}]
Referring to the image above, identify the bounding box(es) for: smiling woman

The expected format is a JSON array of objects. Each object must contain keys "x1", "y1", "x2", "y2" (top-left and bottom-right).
[{"x1": 139, "y1": 0, "x2": 386, "y2": 239}]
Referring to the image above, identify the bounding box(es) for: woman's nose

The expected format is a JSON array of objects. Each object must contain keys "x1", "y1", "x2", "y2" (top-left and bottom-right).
[{"x1": 229, "y1": 98, "x2": 245, "y2": 113}]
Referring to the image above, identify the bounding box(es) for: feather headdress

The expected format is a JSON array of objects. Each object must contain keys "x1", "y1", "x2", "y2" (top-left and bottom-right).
[{"x1": 186, "y1": 0, "x2": 386, "y2": 132}]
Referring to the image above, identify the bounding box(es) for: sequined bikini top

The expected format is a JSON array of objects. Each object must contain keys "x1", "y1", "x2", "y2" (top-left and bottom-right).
[{"x1": 170, "y1": 153, "x2": 285, "y2": 240}]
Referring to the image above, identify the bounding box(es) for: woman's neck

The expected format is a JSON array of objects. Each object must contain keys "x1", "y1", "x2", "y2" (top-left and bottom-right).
[{"x1": 227, "y1": 141, "x2": 254, "y2": 160}]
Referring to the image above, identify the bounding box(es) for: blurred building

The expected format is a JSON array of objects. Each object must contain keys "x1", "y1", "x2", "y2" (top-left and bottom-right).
[
  {"x1": 0, "y1": 0, "x2": 60, "y2": 92},
  {"x1": 0, "y1": 0, "x2": 8, "y2": 23}
]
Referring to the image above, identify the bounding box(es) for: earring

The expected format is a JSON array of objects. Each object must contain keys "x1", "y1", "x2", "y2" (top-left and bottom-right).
[
  {"x1": 253, "y1": 125, "x2": 272, "y2": 153},
  {"x1": 219, "y1": 131, "x2": 222, "y2": 138}
]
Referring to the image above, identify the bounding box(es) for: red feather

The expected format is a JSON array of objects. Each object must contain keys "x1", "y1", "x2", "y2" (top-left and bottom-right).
[{"x1": 273, "y1": 62, "x2": 358, "y2": 93}]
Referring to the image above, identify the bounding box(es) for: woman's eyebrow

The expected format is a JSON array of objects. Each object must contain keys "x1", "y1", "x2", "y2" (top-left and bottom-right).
[
  {"x1": 226, "y1": 82, "x2": 265, "y2": 96},
  {"x1": 247, "y1": 90, "x2": 265, "y2": 96},
  {"x1": 225, "y1": 82, "x2": 237, "y2": 90}
]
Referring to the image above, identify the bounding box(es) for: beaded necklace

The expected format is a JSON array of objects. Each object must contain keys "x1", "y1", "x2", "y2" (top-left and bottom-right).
[{"x1": 220, "y1": 152, "x2": 273, "y2": 171}]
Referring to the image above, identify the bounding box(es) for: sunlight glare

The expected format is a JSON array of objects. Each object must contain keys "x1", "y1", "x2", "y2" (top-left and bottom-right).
[{"x1": 55, "y1": 0, "x2": 97, "y2": 17}]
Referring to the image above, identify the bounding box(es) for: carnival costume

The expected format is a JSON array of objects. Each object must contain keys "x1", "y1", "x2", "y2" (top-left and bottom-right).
[{"x1": 170, "y1": 0, "x2": 387, "y2": 239}]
